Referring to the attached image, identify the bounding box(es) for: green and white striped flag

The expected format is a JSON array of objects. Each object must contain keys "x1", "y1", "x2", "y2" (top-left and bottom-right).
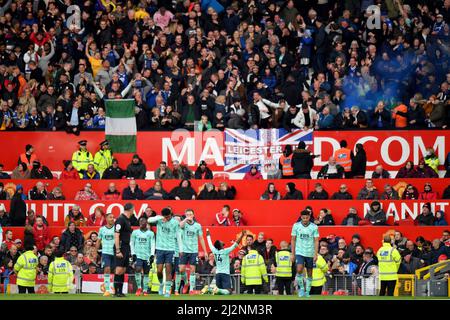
[{"x1": 105, "y1": 99, "x2": 137, "y2": 153}]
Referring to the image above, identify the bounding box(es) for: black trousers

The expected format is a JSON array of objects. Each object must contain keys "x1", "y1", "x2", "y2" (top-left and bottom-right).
[
  {"x1": 18, "y1": 285, "x2": 35, "y2": 294},
  {"x1": 310, "y1": 286, "x2": 323, "y2": 295},
  {"x1": 379, "y1": 280, "x2": 397, "y2": 296},
  {"x1": 276, "y1": 277, "x2": 292, "y2": 295},
  {"x1": 246, "y1": 285, "x2": 262, "y2": 294}
]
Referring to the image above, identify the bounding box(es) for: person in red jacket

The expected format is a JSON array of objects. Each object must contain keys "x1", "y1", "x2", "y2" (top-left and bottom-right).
[
  {"x1": 32, "y1": 216, "x2": 50, "y2": 253},
  {"x1": 419, "y1": 183, "x2": 438, "y2": 200},
  {"x1": 243, "y1": 165, "x2": 263, "y2": 180},
  {"x1": 60, "y1": 160, "x2": 79, "y2": 180},
  {"x1": 215, "y1": 205, "x2": 232, "y2": 226},
  {"x1": 87, "y1": 207, "x2": 106, "y2": 226}
]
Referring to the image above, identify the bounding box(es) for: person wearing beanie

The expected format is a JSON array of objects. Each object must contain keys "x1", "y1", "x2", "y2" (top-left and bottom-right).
[
  {"x1": 126, "y1": 154, "x2": 147, "y2": 179},
  {"x1": 291, "y1": 141, "x2": 314, "y2": 179},
  {"x1": 283, "y1": 182, "x2": 304, "y2": 200},
  {"x1": 18, "y1": 144, "x2": 37, "y2": 171},
  {"x1": 10, "y1": 184, "x2": 27, "y2": 226},
  {"x1": 416, "y1": 203, "x2": 435, "y2": 226},
  {"x1": 30, "y1": 160, "x2": 53, "y2": 179},
  {"x1": 364, "y1": 201, "x2": 387, "y2": 225},
  {"x1": 433, "y1": 211, "x2": 447, "y2": 226}
]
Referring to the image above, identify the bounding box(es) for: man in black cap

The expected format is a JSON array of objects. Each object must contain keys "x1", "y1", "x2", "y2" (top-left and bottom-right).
[
  {"x1": 102, "y1": 159, "x2": 126, "y2": 179},
  {"x1": 71, "y1": 140, "x2": 94, "y2": 178},
  {"x1": 18, "y1": 144, "x2": 37, "y2": 171},
  {"x1": 113, "y1": 203, "x2": 134, "y2": 297},
  {"x1": 30, "y1": 160, "x2": 53, "y2": 179},
  {"x1": 94, "y1": 140, "x2": 113, "y2": 177},
  {"x1": 194, "y1": 160, "x2": 213, "y2": 179}
]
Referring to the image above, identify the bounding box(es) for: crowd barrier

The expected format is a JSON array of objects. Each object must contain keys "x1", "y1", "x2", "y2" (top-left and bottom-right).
[
  {"x1": 0, "y1": 130, "x2": 447, "y2": 174},
  {"x1": 0, "y1": 200, "x2": 448, "y2": 226},
  {"x1": 1, "y1": 178, "x2": 448, "y2": 201},
  {"x1": 3, "y1": 226, "x2": 448, "y2": 254}
]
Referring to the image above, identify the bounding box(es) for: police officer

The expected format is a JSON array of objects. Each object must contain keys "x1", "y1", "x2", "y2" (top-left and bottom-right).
[
  {"x1": 94, "y1": 140, "x2": 113, "y2": 178},
  {"x1": 13, "y1": 244, "x2": 38, "y2": 293},
  {"x1": 274, "y1": 241, "x2": 293, "y2": 295},
  {"x1": 48, "y1": 249, "x2": 74, "y2": 294},
  {"x1": 114, "y1": 202, "x2": 134, "y2": 297},
  {"x1": 310, "y1": 252, "x2": 329, "y2": 295},
  {"x1": 377, "y1": 235, "x2": 401, "y2": 296},
  {"x1": 241, "y1": 246, "x2": 268, "y2": 294},
  {"x1": 72, "y1": 140, "x2": 94, "y2": 178}
]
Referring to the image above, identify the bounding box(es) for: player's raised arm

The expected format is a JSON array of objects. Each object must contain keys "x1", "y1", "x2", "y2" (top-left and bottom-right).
[
  {"x1": 206, "y1": 228, "x2": 215, "y2": 251},
  {"x1": 148, "y1": 215, "x2": 164, "y2": 224}
]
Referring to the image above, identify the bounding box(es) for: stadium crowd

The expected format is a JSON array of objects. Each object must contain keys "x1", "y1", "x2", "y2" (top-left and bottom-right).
[{"x1": 0, "y1": 0, "x2": 448, "y2": 133}]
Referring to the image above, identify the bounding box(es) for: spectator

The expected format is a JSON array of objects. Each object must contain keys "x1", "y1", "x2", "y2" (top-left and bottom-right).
[
  {"x1": 171, "y1": 160, "x2": 193, "y2": 180},
  {"x1": 308, "y1": 183, "x2": 329, "y2": 200},
  {"x1": 197, "y1": 183, "x2": 218, "y2": 200},
  {"x1": 154, "y1": 161, "x2": 173, "y2": 180},
  {"x1": 32, "y1": 216, "x2": 49, "y2": 253},
  {"x1": 391, "y1": 103, "x2": 408, "y2": 128},
  {"x1": 407, "y1": 97, "x2": 426, "y2": 129},
  {"x1": 215, "y1": 205, "x2": 231, "y2": 226},
  {"x1": 380, "y1": 184, "x2": 400, "y2": 200},
  {"x1": 82, "y1": 164, "x2": 101, "y2": 180},
  {"x1": 317, "y1": 156, "x2": 345, "y2": 179},
  {"x1": 350, "y1": 106, "x2": 368, "y2": 128},
  {"x1": 243, "y1": 165, "x2": 263, "y2": 180},
  {"x1": 216, "y1": 182, "x2": 236, "y2": 200},
  {"x1": 0, "y1": 182, "x2": 9, "y2": 200},
  {"x1": 30, "y1": 160, "x2": 53, "y2": 179},
  {"x1": 395, "y1": 161, "x2": 418, "y2": 178},
  {"x1": 170, "y1": 179, "x2": 196, "y2": 200},
  {"x1": 444, "y1": 186, "x2": 450, "y2": 199},
  {"x1": 351, "y1": 143, "x2": 367, "y2": 179},
  {"x1": 364, "y1": 201, "x2": 387, "y2": 226},
  {"x1": 25, "y1": 210, "x2": 44, "y2": 227},
  {"x1": 357, "y1": 179, "x2": 379, "y2": 200},
  {"x1": 419, "y1": 183, "x2": 438, "y2": 200},
  {"x1": 64, "y1": 205, "x2": 87, "y2": 227},
  {"x1": 9, "y1": 185, "x2": 27, "y2": 226},
  {"x1": 416, "y1": 158, "x2": 439, "y2": 178},
  {"x1": 48, "y1": 187, "x2": 66, "y2": 200},
  {"x1": 144, "y1": 180, "x2": 169, "y2": 200},
  {"x1": 424, "y1": 148, "x2": 440, "y2": 173},
  {"x1": 60, "y1": 160, "x2": 79, "y2": 180},
  {"x1": 87, "y1": 208, "x2": 106, "y2": 227},
  {"x1": 416, "y1": 203, "x2": 435, "y2": 226},
  {"x1": 331, "y1": 184, "x2": 353, "y2": 200},
  {"x1": 392, "y1": 232, "x2": 408, "y2": 254},
  {"x1": 260, "y1": 183, "x2": 281, "y2": 200},
  {"x1": 291, "y1": 141, "x2": 314, "y2": 179},
  {"x1": 283, "y1": 182, "x2": 304, "y2": 200},
  {"x1": 430, "y1": 239, "x2": 448, "y2": 264},
  {"x1": 0, "y1": 164, "x2": 11, "y2": 179},
  {"x1": 341, "y1": 207, "x2": 361, "y2": 226},
  {"x1": 11, "y1": 163, "x2": 31, "y2": 179},
  {"x1": 371, "y1": 165, "x2": 390, "y2": 179},
  {"x1": 74, "y1": 253, "x2": 89, "y2": 274},
  {"x1": 402, "y1": 184, "x2": 419, "y2": 200},
  {"x1": 371, "y1": 101, "x2": 391, "y2": 129},
  {"x1": 102, "y1": 159, "x2": 126, "y2": 179},
  {"x1": 28, "y1": 181, "x2": 48, "y2": 200},
  {"x1": 261, "y1": 239, "x2": 277, "y2": 268},
  {"x1": 399, "y1": 249, "x2": 423, "y2": 275},
  {"x1": 122, "y1": 179, "x2": 144, "y2": 200},
  {"x1": 194, "y1": 160, "x2": 213, "y2": 179},
  {"x1": 126, "y1": 154, "x2": 147, "y2": 179},
  {"x1": 230, "y1": 209, "x2": 247, "y2": 226},
  {"x1": 434, "y1": 211, "x2": 448, "y2": 226},
  {"x1": 59, "y1": 222, "x2": 84, "y2": 253},
  {"x1": 101, "y1": 183, "x2": 121, "y2": 200},
  {"x1": 75, "y1": 183, "x2": 99, "y2": 201},
  {"x1": 0, "y1": 204, "x2": 11, "y2": 226},
  {"x1": 314, "y1": 208, "x2": 335, "y2": 226},
  {"x1": 266, "y1": 163, "x2": 282, "y2": 179}
]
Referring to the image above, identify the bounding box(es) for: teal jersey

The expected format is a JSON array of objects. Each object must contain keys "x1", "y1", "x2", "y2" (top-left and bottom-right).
[
  {"x1": 155, "y1": 218, "x2": 180, "y2": 252},
  {"x1": 98, "y1": 225, "x2": 115, "y2": 255},
  {"x1": 181, "y1": 221, "x2": 203, "y2": 253},
  {"x1": 131, "y1": 229, "x2": 155, "y2": 260},
  {"x1": 207, "y1": 236, "x2": 238, "y2": 275},
  {"x1": 291, "y1": 222, "x2": 319, "y2": 258}
]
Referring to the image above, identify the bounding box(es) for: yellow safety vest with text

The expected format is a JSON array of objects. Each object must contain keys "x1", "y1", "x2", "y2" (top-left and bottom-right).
[
  {"x1": 13, "y1": 250, "x2": 38, "y2": 287},
  {"x1": 94, "y1": 149, "x2": 113, "y2": 177},
  {"x1": 312, "y1": 255, "x2": 329, "y2": 287},
  {"x1": 72, "y1": 149, "x2": 94, "y2": 177},
  {"x1": 48, "y1": 257, "x2": 74, "y2": 293},
  {"x1": 241, "y1": 250, "x2": 268, "y2": 285},
  {"x1": 377, "y1": 243, "x2": 401, "y2": 281},
  {"x1": 275, "y1": 250, "x2": 292, "y2": 278}
]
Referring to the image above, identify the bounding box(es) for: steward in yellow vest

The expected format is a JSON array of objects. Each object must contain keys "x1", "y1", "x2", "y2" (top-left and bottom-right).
[
  {"x1": 48, "y1": 250, "x2": 74, "y2": 293},
  {"x1": 310, "y1": 254, "x2": 328, "y2": 295},
  {"x1": 13, "y1": 245, "x2": 38, "y2": 293},
  {"x1": 72, "y1": 140, "x2": 94, "y2": 178},
  {"x1": 241, "y1": 248, "x2": 268, "y2": 294},
  {"x1": 94, "y1": 140, "x2": 113, "y2": 177},
  {"x1": 377, "y1": 235, "x2": 401, "y2": 296},
  {"x1": 274, "y1": 241, "x2": 293, "y2": 295}
]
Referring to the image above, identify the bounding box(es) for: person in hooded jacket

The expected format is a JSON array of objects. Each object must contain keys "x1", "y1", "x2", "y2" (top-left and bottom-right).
[
  {"x1": 260, "y1": 183, "x2": 281, "y2": 200},
  {"x1": 434, "y1": 211, "x2": 448, "y2": 226},
  {"x1": 283, "y1": 182, "x2": 304, "y2": 200},
  {"x1": 415, "y1": 159, "x2": 439, "y2": 178},
  {"x1": 197, "y1": 183, "x2": 219, "y2": 200},
  {"x1": 243, "y1": 165, "x2": 263, "y2": 180},
  {"x1": 9, "y1": 185, "x2": 27, "y2": 226},
  {"x1": 395, "y1": 161, "x2": 418, "y2": 178},
  {"x1": 364, "y1": 201, "x2": 387, "y2": 225},
  {"x1": 126, "y1": 154, "x2": 147, "y2": 179},
  {"x1": 30, "y1": 160, "x2": 53, "y2": 179},
  {"x1": 341, "y1": 207, "x2": 361, "y2": 226},
  {"x1": 419, "y1": 183, "x2": 437, "y2": 200},
  {"x1": 64, "y1": 205, "x2": 87, "y2": 227},
  {"x1": 351, "y1": 143, "x2": 367, "y2": 178},
  {"x1": 194, "y1": 160, "x2": 213, "y2": 179},
  {"x1": 291, "y1": 141, "x2": 314, "y2": 179},
  {"x1": 170, "y1": 179, "x2": 197, "y2": 200},
  {"x1": 59, "y1": 222, "x2": 84, "y2": 252}
]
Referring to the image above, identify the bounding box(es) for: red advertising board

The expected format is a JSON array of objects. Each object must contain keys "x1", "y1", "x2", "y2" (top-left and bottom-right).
[
  {"x1": 0, "y1": 130, "x2": 447, "y2": 173},
  {"x1": 0, "y1": 200, "x2": 447, "y2": 226}
]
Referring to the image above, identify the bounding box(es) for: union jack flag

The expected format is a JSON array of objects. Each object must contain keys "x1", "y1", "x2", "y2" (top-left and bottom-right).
[{"x1": 224, "y1": 129, "x2": 313, "y2": 173}]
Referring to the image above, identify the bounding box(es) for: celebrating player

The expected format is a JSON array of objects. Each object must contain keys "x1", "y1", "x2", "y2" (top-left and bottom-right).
[
  {"x1": 96, "y1": 213, "x2": 115, "y2": 296},
  {"x1": 177, "y1": 209, "x2": 207, "y2": 295},
  {"x1": 131, "y1": 216, "x2": 155, "y2": 296},
  {"x1": 291, "y1": 209, "x2": 319, "y2": 298},
  {"x1": 204, "y1": 228, "x2": 246, "y2": 295},
  {"x1": 148, "y1": 207, "x2": 182, "y2": 298},
  {"x1": 114, "y1": 203, "x2": 134, "y2": 297}
]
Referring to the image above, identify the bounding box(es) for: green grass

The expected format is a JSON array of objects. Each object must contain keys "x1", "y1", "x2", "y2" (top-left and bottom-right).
[{"x1": 0, "y1": 294, "x2": 447, "y2": 300}]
